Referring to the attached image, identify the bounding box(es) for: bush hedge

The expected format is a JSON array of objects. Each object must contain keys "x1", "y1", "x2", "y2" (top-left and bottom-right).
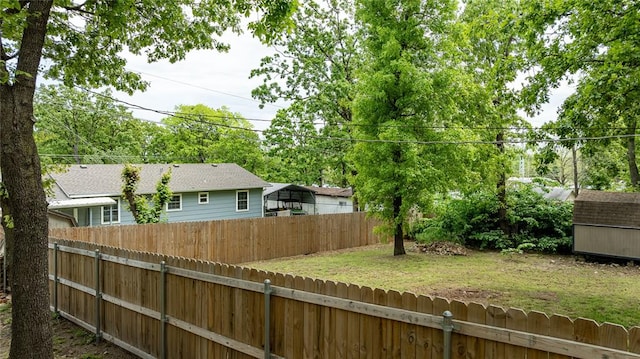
[{"x1": 410, "y1": 186, "x2": 573, "y2": 254}]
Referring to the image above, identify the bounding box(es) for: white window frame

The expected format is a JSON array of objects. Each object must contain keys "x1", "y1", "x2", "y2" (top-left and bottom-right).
[
  {"x1": 101, "y1": 199, "x2": 120, "y2": 225},
  {"x1": 236, "y1": 190, "x2": 249, "y2": 212},
  {"x1": 198, "y1": 192, "x2": 209, "y2": 205},
  {"x1": 166, "y1": 194, "x2": 182, "y2": 211}
]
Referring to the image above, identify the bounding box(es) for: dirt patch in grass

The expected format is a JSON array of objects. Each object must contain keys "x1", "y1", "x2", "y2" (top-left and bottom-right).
[{"x1": 0, "y1": 295, "x2": 138, "y2": 359}]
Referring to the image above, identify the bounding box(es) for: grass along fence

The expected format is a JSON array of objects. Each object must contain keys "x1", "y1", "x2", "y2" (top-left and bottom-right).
[
  {"x1": 49, "y1": 213, "x2": 381, "y2": 264},
  {"x1": 49, "y1": 239, "x2": 640, "y2": 359}
]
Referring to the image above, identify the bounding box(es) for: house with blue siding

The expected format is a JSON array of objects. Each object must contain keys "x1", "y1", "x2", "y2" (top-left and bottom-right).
[{"x1": 47, "y1": 163, "x2": 270, "y2": 226}]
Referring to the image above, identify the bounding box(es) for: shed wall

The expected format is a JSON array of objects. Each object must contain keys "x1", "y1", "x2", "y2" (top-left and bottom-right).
[{"x1": 574, "y1": 225, "x2": 640, "y2": 260}]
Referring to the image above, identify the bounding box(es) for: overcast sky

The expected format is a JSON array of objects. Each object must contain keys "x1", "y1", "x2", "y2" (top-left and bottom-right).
[
  {"x1": 115, "y1": 32, "x2": 574, "y2": 133},
  {"x1": 117, "y1": 32, "x2": 285, "y2": 132}
]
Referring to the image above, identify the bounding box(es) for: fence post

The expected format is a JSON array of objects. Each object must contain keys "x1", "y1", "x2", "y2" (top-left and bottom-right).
[
  {"x1": 94, "y1": 249, "x2": 101, "y2": 343},
  {"x1": 264, "y1": 279, "x2": 272, "y2": 359},
  {"x1": 53, "y1": 243, "x2": 59, "y2": 314},
  {"x1": 442, "y1": 310, "x2": 453, "y2": 359},
  {"x1": 160, "y1": 261, "x2": 167, "y2": 359}
]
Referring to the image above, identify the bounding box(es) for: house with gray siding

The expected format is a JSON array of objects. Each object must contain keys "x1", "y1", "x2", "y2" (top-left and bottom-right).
[{"x1": 48, "y1": 163, "x2": 270, "y2": 226}]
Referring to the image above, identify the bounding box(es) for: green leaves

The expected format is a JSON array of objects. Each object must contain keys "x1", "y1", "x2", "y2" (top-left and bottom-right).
[
  {"x1": 352, "y1": 0, "x2": 462, "y2": 254},
  {"x1": 33, "y1": 85, "x2": 149, "y2": 164},
  {"x1": 121, "y1": 164, "x2": 172, "y2": 224},
  {"x1": 160, "y1": 104, "x2": 265, "y2": 174},
  {"x1": 524, "y1": 0, "x2": 640, "y2": 189},
  {"x1": 251, "y1": 0, "x2": 360, "y2": 187},
  {"x1": 1, "y1": 0, "x2": 296, "y2": 92}
]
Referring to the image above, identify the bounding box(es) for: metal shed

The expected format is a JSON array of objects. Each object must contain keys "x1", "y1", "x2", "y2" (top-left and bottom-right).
[
  {"x1": 263, "y1": 183, "x2": 316, "y2": 216},
  {"x1": 573, "y1": 189, "x2": 640, "y2": 260}
]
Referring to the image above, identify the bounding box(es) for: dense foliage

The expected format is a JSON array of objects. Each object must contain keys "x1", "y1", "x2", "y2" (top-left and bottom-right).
[
  {"x1": 412, "y1": 186, "x2": 574, "y2": 254},
  {"x1": 121, "y1": 164, "x2": 172, "y2": 224}
]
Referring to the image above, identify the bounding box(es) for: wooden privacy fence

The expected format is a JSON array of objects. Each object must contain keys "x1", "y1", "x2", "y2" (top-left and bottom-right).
[
  {"x1": 49, "y1": 239, "x2": 640, "y2": 359},
  {"x1": 49, "y1": 213, "x2": 381, "y2": 264}
]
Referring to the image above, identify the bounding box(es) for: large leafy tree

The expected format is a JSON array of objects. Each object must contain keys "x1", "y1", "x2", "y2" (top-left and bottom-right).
[
  {"x1": 458, "y1": 0, "x2": 531, "y2": 235},
  {"x1": 0, "y1": 1, "x2": 294, "y2": 357},
  {"x1": 352, "y1": 0, "x2": 462, "y2": 255},
  {"x1": 523, "y1": 0, "x2": 640, "y2": 189},
  {"x1": 251, "y1": 0, "x2": 361, "y2": 188},
  {"x1": 161, "y1": 104, "x2": 265, "y2": 174},
  {"x1": 34, "y1": 84, "x2": 147, "y2": 164},
  {"x1": 262, "y1": 105, "x2": 325, "y2": 185}
]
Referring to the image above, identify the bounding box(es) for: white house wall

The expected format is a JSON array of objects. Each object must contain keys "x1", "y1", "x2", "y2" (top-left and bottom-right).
[{"x1": 313, "y1": 195, "x2": 353, "y2": 215}]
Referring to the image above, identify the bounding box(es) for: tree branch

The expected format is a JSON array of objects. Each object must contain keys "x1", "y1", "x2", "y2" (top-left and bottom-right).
[
  {"x1": 15, "y1": 0, "x2": 53, "y2": 88},
  {"x1": 62, "y1": 2, "x2": 94, "y2": 16},
  {"x1": 1, "y1": 51, "x2": 18, "y2": 61}
]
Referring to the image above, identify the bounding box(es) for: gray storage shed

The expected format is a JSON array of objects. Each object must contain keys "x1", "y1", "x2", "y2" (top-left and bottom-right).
[{"x1": 573, "y1": 189, "x2": 640, "y2": 260}]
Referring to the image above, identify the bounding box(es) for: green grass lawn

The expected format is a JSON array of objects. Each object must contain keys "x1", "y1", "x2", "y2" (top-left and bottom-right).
[{"x1": 244, "y1": 243, "x2": 640, "y2": 328}]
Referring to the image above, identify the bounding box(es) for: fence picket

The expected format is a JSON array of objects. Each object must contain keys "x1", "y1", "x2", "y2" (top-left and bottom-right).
[
  {"x1": 292, "y1": 276, "x2": 306, "y2": 358},
  {"x1": 336, "y1": 282, "x2": 349, "y2": 358},
  {"x1": 450, "y1": 300, "x2": 468, "y2": 359},
  {"x1": 574, "y1": 317, "x2": 599, "y2": 346},
  {"x1": 506, "y1": 308, "x2": 527, "y2": 358},
  {"x1": 360, "y1": 286, "x2": 375, "y2": 359},
  {"x1": 387, "y1": 290, "x2": 403, "y2": 358},
  {"x1": 326, "y1": 280, "x2": 339, "y2": 358},
  {"x1": 527, "y1": 310, "x2": 550, "y2": 359},
  {"x1": 374, "y1": 288, "x2": 389, "y2": 358},
  {"x1": 599, "y1": 322, "x2": 628, "y2": 351},
  {"x1": 630, "y1": 327, "x2": 640, "y2": 354},
  {"x1": 485, "y1": 305, "x2": 506, "y2": 358},
  {"x1": 400, "y1": 292, "x2": 417, "y2": 359},
  {"x1": 304, "y1": 277, "x2": 320, "y2": 359},
  {"x1": 347, "y1": 283, "x2": 362, "y2": 359},
  {"x1": 549, "y1": 314, "x2": 574, "y2": 359},
  {"x1": 415, "y1": 295, "x2": 434, "y2": 358},
  {"x1": 432, "y1": 297, "x2": 450, "y2": 358}
]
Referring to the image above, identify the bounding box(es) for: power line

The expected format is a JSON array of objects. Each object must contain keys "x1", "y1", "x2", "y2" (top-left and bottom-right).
[
  {"x1": 127, "y1": 68, "x2": 286, "y2": 111},
  {"x1": 72, "y1": 86, "x2": 640, "y2": 147}
]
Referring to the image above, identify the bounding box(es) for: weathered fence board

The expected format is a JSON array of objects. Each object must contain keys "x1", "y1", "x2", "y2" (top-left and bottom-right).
[
  {"x1": 48, "y1": 240, "x2": 640, "y2": 359},
  {"x1": 50, "y1": 213, "x2": 382, "y2": 265}
]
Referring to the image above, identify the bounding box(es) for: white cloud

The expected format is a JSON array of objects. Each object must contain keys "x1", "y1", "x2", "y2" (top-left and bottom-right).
[
  {"x1": 117, "y1": 32, "x2": 285, "y2": 132},
  {"x1": 115, "y1": 32, "x2": 575, "y2": 132}
]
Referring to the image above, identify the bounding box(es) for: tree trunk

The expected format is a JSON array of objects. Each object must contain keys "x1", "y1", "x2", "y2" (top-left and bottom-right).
[
  {"x1": 626, "y1": 120, "x2": 640, "y2": 190},
  {"x1": 1, "y1": 87, "x2": 53, "y2": 359},
  {"x1": 392, "y1": 193, "x2": 405, "y2": 256},
  {"x1": 0, "y1": 1, "x2": 54, "y2": 358},
  {"x1": 572, "y1": 145, "x2": 579, "y2": 196},
  {"x1": 496, "y1": 132, "x2": 509, "y2": 236}
]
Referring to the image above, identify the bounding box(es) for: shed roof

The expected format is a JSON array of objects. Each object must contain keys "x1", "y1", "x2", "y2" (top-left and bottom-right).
[
  {"x1": 573, "y1": 189, "x2": 640, "y2": 227},
  {"x1": 263, "y1": 183, "x2": 314, "y2": 197},
  {"x1": 304, "y1": 186, "x2": 353, "y2": 198},
  {"x1": 49, "y1": 163, "x2": 270, "y2": 200}
]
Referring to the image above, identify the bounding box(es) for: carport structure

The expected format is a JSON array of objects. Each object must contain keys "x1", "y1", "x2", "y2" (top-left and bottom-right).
[{"x1": 263, "y1": 183, "x2": 316, "y2": 216}]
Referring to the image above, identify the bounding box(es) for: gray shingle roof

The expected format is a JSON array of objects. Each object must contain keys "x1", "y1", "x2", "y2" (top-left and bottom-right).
[
  {"x1": 49, "y1": 163, "x2": 270, "y2": 199},
  {"x1": 573, "y1": 189, "x2": 640, "y2": 227},
  {"x1": 304, "y1": 186, "x2": 353, "y2": 198}
]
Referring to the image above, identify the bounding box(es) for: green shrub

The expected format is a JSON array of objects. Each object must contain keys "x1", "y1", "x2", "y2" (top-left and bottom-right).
[{"x1": 412, "y1": 186, "x2": 574, "y2": 254}]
